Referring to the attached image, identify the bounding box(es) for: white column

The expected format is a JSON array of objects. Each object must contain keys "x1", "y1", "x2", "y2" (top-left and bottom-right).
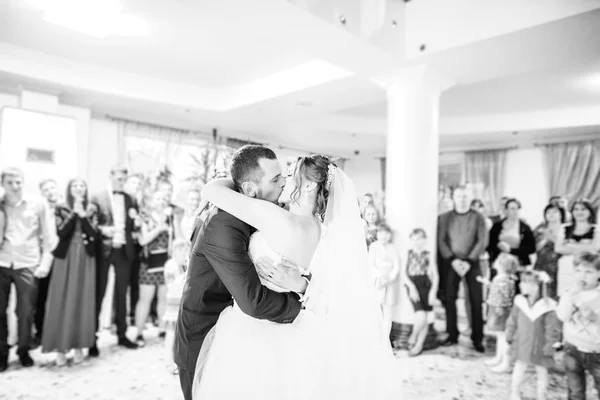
[{"x1": 383, "y1": 66, "x2": 452, "y2": 324}]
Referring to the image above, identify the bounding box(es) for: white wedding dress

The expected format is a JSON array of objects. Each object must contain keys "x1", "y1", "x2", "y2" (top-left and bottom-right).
[{"x1": 192, "y1": 169, "x2": 402, "y2": 400}]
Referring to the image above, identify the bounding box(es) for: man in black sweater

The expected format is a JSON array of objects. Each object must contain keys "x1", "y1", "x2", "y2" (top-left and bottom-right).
[{"x1": 437, "y1": 185, "x2": 489, "y2": 352}]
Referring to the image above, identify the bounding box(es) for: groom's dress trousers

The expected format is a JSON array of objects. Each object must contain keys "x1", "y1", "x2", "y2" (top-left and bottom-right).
[
  {"x1": 174, "y1": 209, "x2": 302, "y2": 400},
  {"x1": 437, "y1": 210, "x2": 489, "y2": 344}
]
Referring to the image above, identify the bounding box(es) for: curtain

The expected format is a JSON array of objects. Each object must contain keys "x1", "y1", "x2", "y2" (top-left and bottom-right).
[
  {"x1": 119, "y1": 120, "x2": 234, "y2": 207},
  {"x1": 542, "y1": 140, "x2": 600, "y2": 209},
  {"x1": 463, "y1": 149, "x2": 508, "y2": 216}
]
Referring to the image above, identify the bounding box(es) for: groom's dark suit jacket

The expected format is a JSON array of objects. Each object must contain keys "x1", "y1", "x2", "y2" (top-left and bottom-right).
[{"x1": 173, "y1": 208, "x2": 302, "y2": 374}]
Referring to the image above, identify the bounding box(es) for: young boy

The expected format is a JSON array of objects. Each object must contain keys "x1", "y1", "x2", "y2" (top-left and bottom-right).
[{"x1": 556, "y1": 252, "x2": 600, "y2": 400}]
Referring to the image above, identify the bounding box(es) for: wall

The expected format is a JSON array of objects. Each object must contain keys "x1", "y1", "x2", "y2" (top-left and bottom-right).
[
  {"x1": 503, "y1": 147, "x2": 548, "y2": 227},
  {"x1": 88, "y1": 118, "x2": 122, "y2": 193},
  {"x1": 0, "y1": 90, "x2": 124, "y2": 195},
  {"x1": 343, "y1": 156, "x2": 382, "y2": 197},
  {"x1": 0, "y1": 107, "x2": 78, "y2": 197}
]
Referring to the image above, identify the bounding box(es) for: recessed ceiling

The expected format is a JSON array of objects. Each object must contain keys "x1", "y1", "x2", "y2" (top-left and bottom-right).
[
  {"x1": 0, "y1": 0, "x2": 599, "y2": 157},
  {"x1": 0, "y1": 0, "x2": 316, "y2": 87}
]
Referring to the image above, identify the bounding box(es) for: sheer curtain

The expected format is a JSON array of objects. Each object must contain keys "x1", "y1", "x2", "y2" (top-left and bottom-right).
[
  {"x1": 542, "y1": 140, "x2": 600, "y2": 208},
  {"x1": 119, "y1": 119, "x2": 235, "y2": 206},
  {"x1": 463, "y1": 149, "x2": 508, "y2": 215}
]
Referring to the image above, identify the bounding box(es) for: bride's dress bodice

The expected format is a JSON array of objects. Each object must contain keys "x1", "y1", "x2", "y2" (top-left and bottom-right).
[{"x1": 248, "y1": 232, "x2": 291, "y2": 293}]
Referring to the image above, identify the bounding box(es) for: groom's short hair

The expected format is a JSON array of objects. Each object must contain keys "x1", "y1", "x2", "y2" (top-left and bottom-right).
[{"x1": 230, "y1": 145, "x2": 277, "y2": 190}]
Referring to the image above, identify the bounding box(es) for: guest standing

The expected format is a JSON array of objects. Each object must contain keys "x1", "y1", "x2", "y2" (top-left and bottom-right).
[
  {"x1": 488, "y1": 198, "x2": 535, "y2": 292},
  {"x1": 0, "y1": 168, "x2": 57, "y2": 372},
  {"x1": 178, "y1": 188, "x2": 201, "y2": 241},
  {"x1": 33, "y1": 178, "x2": 61, "y2": 347},
  {"x1": 42, "y1": 179, "x2": 98, "y2": 366},
  {"x1": 359, "y1": 193, "x2": 375, "y2": 218},
  {"x1": 124, "y1": 173, "x2": 143, "y2": 326},
  {"x1": 556, "y1": 252, "x2": 600, "y2": 400},
  {"x1": 368, "y1": 223, "x2": 400, "y2": 346},
  {"x1": 555, "y1": 199, "x2": 600, "y2": 297},
  {"x1": 437, "y1": 185, "x2": 488, "y2": 352},
  {"x1": 506, "y1": 271, "x2": 560, "y2": 400},
  {"x1": 533, "y1": 204, "x2": 566, "y2": 300},
  {"x1": 362, "y1": 205, "x2": 380, "y2": 248},
  {"x1": 90, "y1": 166, "x2": 139, "y2": 355},
  {"x1": 134, "y1": 191, "x2": 172, "y2": 346},
  {"x1": 403, "y1": 228, "x2": 438, "y2": 357}
]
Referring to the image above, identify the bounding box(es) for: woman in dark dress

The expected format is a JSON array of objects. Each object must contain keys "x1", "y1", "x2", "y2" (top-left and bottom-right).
[
  {"x1": 488, "y1": 198, "x2": 536, "y2": 268},
  {"x1": 42, "y1": 179, "x2": 98, "y2": 366},
  {"x1": 532, "y1": 204, "x2": 566, "y2": 299}
]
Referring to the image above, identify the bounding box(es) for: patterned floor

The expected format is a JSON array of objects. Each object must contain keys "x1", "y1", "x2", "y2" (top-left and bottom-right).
[{"x1": 1, "y1": 314, "x2": 598, "y2": 399}]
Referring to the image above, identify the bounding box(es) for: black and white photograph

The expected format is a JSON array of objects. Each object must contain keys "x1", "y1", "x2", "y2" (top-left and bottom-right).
[{"x1": 1, "y1": 1, "x2": 600, "y2": 399}]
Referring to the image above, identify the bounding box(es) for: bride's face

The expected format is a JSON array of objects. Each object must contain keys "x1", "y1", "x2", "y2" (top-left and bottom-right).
[{"x1": 278, "y1": 162, "x2": 298, "y2": 205}]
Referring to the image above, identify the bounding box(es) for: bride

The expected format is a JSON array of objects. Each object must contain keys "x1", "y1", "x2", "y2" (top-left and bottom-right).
[{"x1": 193, "y1": 155, "x2": 401, "y2": 399}]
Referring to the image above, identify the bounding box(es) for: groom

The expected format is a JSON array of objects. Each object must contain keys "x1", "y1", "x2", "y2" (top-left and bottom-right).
[{"x1": 174, "y1": 145, "x2": 308, "y2": 400}]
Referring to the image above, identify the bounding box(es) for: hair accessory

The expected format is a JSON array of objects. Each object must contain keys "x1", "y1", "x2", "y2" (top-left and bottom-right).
[{"x1": 326, "y1": 164, "x2": 337, "y2": 190}]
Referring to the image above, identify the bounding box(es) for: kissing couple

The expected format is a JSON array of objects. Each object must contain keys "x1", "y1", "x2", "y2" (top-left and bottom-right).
[{"x1": 174, "y1": 145, "x2": 402, "y2": 399}]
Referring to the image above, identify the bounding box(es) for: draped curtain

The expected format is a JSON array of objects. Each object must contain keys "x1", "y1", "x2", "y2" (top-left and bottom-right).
[
  {"x1": 463, "y1": 149, "x2": 508, "y2": 216},
  {"x1": 541, "y1": 140, "x2": 600, "y2": 209}
]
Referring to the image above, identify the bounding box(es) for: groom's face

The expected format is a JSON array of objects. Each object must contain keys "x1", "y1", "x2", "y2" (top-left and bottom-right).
[{"x1": 252, "y1": 158, "x2": 285, "y2": 204}]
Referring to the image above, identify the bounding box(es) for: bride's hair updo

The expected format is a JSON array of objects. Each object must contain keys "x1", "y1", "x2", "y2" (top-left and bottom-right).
[{"x1": 290, "y1": 155, "x2": 335, "y2": 220}]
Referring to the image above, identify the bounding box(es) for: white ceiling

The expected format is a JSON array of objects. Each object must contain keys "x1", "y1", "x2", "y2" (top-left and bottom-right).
[{"x1": 0, "y1": 0, "x2": 600, "y2": 156}]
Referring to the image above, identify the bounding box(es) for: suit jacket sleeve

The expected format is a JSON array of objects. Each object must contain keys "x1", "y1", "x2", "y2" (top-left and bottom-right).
[{"x1": 199, "y1": 213, "x2": 302, "y2": 323}]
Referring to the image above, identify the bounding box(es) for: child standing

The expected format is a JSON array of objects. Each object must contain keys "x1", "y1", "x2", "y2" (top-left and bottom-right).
[
  {"x1": 163, "y1": 239, "x2": 190, "y2": 373},
  {"x1": 403, "y1": 228, "x2": 439, "y2": 357},
  {"x1": 506, "y1": 271, "x2": 561, "y2": 400},
  {"x1": 481, "y1": 253, "x2": 518, "y2": 372},
  {"x1": 556, "y1": 252, "x2": 600, "y2": 400},
  {"x1": 368, "y1": 223, "x2": 401, "y2": 342}
]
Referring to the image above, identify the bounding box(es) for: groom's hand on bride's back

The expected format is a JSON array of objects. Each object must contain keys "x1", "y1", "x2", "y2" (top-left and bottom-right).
[{"x1": 256, "y1": 256, "x2": 308, "y2": 294}]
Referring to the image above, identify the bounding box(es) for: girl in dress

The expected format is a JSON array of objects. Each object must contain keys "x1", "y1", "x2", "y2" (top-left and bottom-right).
[
  {"x1": 402, "y1": 228, "x2": 439, "y2": 357},
  {"x1": 134, "y1": 190, "x2": 173, "y2": 346},
  {"x1": 480, "y1": 253, "x2": 518, "y2": 373},
  {"x1": 368, "y1": 223, "x2": 400, "y2": 342},
  {"x1": 163, "y1": 239, "x2": 190, "y2": 373},
  {"x1": 42, "y1": 179, "x2": 98, "y2": 366},
  {"x1": 505, "y1": 270, "x2": 560, "y2": 400}
]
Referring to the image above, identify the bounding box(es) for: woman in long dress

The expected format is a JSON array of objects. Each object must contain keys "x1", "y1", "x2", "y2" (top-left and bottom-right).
[
  {"x1": 42, "y1": 178, "x2": 98, "y2": 366},
  {"x1": 192, "y1": 155, "x2": 401, "y2": 400}
]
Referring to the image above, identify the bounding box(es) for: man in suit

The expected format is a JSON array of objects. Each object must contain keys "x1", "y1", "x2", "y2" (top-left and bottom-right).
[
  {"x1": 174, "y1": 146, "x2": 307, "y2": 400},
  {"x1": 90, "y1": 166, "x2": 139, "y2": 355}
]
